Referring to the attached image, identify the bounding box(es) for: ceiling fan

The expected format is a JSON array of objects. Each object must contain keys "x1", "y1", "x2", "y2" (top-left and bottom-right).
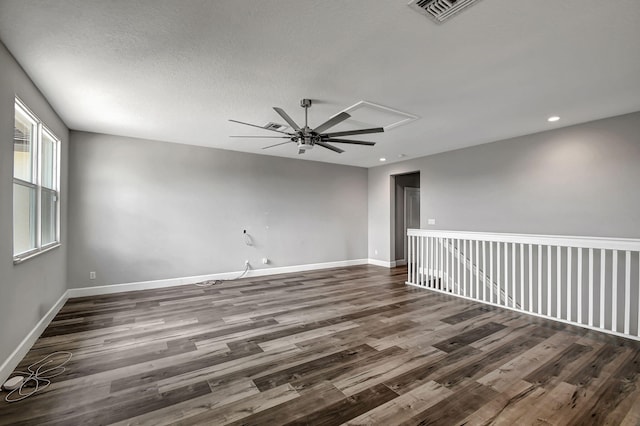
[{"x1": 229, "y1": 99, "x2": 384, "y2": 154}]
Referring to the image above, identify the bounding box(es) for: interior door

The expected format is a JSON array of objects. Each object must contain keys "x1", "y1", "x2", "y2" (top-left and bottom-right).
[{"x1": 404, "y1": 187, "x2": 420, "y2": 262}]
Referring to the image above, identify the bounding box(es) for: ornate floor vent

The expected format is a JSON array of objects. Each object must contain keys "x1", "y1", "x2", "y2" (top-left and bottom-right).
[{"x1": 408, "y1": 0, "x2": 483, "y2": 23}]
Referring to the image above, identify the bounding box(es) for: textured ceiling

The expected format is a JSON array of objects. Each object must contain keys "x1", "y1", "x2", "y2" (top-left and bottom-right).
[{"x1": 0, "y1": 0, "x2": 639, "y2": 167}]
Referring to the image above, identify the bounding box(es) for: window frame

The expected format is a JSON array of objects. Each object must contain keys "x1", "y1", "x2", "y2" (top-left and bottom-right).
[{"x1": 13, "y1": 97, "x2": 61, "y2": 264}]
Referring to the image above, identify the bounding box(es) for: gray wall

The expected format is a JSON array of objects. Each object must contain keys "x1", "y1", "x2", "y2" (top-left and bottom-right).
[
  {"x1": 0, "y1": 42, "x2": 68, "y2": 364},
  {"x1": 369, "y1": 111, "x2": 640, "y2": 263},
  {"x1": 67, "y1": 132, "x2": 368, "y2": 288}
]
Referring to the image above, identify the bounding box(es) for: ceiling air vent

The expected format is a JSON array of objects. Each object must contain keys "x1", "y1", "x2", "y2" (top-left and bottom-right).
[
  {"x1": 408, "y1": 0, "x2": 482, "y2": 23},
  {"x1": 264, "y1": 122, "x2": 289, "y2": 132}
]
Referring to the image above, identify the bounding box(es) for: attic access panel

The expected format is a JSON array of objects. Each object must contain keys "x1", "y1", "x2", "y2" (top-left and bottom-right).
[{"x1": 338, "y1": 101, "x2": 418, "y2": 132}]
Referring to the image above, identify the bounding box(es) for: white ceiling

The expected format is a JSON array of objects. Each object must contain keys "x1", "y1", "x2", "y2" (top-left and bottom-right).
[{"x1": 1, "y1": 0, "x2": 639, "y2": 168}]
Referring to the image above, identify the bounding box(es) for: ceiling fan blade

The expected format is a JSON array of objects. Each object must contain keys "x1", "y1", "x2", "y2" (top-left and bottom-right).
[
  {"x1": 312, "y1": 112, "x2": 351, "y2": 134},
  {"x1": 315, "y1": 141, "x2": 344, "y2": 154},
  {"x1": 273, "y1": 107, "x2": 301, "y2": 131},
  {"x1": 322, "y1": 127, "x2": 384, "y2": 138},
  {"x1": 322, "y1": 138, "x2": 376, "y2": 146},
  {"x1": 230, "y1": 136, "x2": 290, "y2": 138},
  {"x1": 229, "y1": 119, "x2": 292, "y2": 134},
  {"x1": 262, "y1": 141, "x2": 294, "y2": 149}
]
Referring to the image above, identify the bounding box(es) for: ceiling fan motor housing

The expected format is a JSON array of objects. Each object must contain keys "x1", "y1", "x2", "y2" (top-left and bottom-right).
[{"x1": 298, "y1": 136, "x2": 314, "y2": 150}]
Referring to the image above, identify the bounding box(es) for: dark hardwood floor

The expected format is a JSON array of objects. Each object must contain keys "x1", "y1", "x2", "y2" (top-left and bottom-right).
[{"x1": 2, "y1": 265, "x2": 640, "y2": 425}]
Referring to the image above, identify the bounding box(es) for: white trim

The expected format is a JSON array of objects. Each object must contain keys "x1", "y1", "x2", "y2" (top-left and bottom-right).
[
  {"x1": 0, "y1": 290, "x2": 69, "y2": 384},
  {"x1": 395, "y1": 259, "x2": 407, "y2": 266},
  {"x1": 405, "y1": 281, "x2": 640, "y2": 342},
  {"x1": 368, "y1": 259, "x2": 396, "y2": 268},
  {"x1": 407, "y1": 229, "x2": 640, "y2": 251},
  {"x1": 13, "y1": 243, "x2": 61, "y2": 265},
  {"x1": 67, "y1": 259, "x2": 371, "y2": 298}
]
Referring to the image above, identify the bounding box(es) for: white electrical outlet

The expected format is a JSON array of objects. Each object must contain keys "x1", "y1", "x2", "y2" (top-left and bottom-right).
[
  {"x1": 244, "y1": 260, "x2": 250, "y2": 266},
  {"x1": 374, "y1": 249, "x2": 378, "y2": 255},
  {"x1": 428, "y1": 218, "x2": 436, "y2": 225},
  {"x1": 262, "y1": 258, "x2": 269, "y2": 264},
  {"x1": 89, "y1": 271, "x2": 96, "y2": 280}
]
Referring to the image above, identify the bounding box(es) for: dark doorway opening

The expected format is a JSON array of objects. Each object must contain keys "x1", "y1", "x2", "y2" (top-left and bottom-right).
[{"x1": 392, "y1": 172, "x2": 420, "y2": 265}]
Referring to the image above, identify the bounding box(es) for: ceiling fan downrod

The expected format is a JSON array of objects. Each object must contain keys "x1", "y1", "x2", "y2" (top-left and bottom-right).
[{"x1": 300, "y1": 98, "x2": 312, "y2": 131}]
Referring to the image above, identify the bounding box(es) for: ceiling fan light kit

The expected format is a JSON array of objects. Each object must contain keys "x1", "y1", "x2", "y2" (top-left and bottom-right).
[{"x1": 229, "y1": 99, "x2": 384, "y2": 155}]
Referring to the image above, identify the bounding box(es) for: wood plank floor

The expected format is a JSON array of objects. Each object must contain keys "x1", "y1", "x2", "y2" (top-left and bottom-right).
[{"x1": 2, "y1": 265, "x2": 640, "y2": 425}]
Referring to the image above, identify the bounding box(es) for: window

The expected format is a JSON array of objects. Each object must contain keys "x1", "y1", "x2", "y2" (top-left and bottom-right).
[{"x1": 13, "y1": 98, "x2": 61, "y2": 262}]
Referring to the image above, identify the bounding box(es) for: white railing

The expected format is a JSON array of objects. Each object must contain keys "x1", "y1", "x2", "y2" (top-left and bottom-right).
[{"x1": 406, "y1": 229, "x2": 640, "y2": 340}]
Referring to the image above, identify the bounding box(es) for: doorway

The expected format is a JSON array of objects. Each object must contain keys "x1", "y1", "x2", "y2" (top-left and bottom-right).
[{"x1": 392, "y1": 172, "x2": 420, "y2": 265}]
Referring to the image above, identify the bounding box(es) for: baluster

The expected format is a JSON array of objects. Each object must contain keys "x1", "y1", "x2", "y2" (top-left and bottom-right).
[
  {"x1": 577, "y1": 248, "x2": 583, "y2": 324},
  {"x1": 419, "y1": 235, "x2": 424, "y2": 285},
  {"x1": 411, "y1": 236, "x2": 420, "y2": 284},
  {"x1": 438, "y1": 238, "x2": 445, "y2": 290},
  {"x1": 423, "y1": 236, "x2": 427, "y2": 286},
  {"x1": 589, "y1": 248, "x2": 594, "y2": 327},
  {"x1": 416, "y1": 235, "x2": 420, "y2": 285},
  {"x1": 497, "y1": 242, "x2": 501, "y2": 306},
  {"x1": 407, "y1": 235, "x2": 411, "y2": 283},
  {"x1": 475, "y1": 240, "x2": 480, "y2": 299},
  {"x1": 457, "y1": 239, "x2": 461, "y2": 296},
  {"x1": 537, "y1": 245, "x2": 542, "y2": 315},
  {"x1": 424, "y1": 236, "x2": 429, "y2": 287},
  {"x1": 413, "y1": 236, "x2": 420, "y2": 284},
  {"x1": 463, "y1": 240, "x2": 467, "y2": 296},
  {"x1": 528, "y1": 244, "x2": 533, "y2": 312},
  {"x1": 443, "y1": 238, "x2": 447, "y2": 291},
  {"x1": 430, "y1": 236, "x2": 434, "y2": 287},
  {"x1": 612, "y1": 250, "x2": 618, "y2": 332},
  {"x1": 557, "y1": 246, "x2": 562, "y2": 320},
  {"x1": 428, "y1": 236, "x2": 432, "y2": 286},
  {"x1": 451, "y1": 239, "x2": 455, "y2": 293},
  {"x1": 547, "y1": 245, "x2": 552, "y2": 316},
  {"x1": 489, "y1": 241, "x2": 494, "y2": 303},
  {"x1": 447, "y1": 238, "x2": 451, "y2": 292},
  {"x1": 624, "y1": 251, "x2": 630, "y2": 334},
  {"x1": 443, "y1": 238, "x2": 446, "y2": 291},
  {"x1": 419, "y1": 235, "x2": 422, "y2": 283},
  {"x1": 410, "y1": 235, "x2": 414, "y2": 284},
  {"x1": 512, "y1": 242, "x2": 517, "y2": 308},
  {"x1": 567, "y1": 247, "x2": 572, "y2": 322},
  {"x1": 504, "y1": 242, "x2": 509, "y2": 307},
  {"x1": 600, "y1": 249, "x2": 606, "y2": 329},
  {"x1": 483, "y1": 241, "x2": 487, "y2": 301},
  {"x1": 520, "y1": 243, "x2": 524, "y2": 309}
]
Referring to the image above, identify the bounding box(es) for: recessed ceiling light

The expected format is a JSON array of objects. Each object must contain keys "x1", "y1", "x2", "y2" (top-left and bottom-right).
[
  {"x1": 547, "y1": 116, "x2": 560, "y2": 122},
  {"x1": 379, "y1": 157, "x2": 387, "y2": 162}
]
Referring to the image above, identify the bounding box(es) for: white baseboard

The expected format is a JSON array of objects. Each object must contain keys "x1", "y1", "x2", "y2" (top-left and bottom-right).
[
  {"x1": 368, "y1": 259, "x2": 396, "y2": 268},
  {"x1": 67, "y1": 259, "x2": 371, "y2": 298},
  {"x1": 0, "y1": 290, "x2": 69, "y2": 385},
  {"x1": 395, "y1": 259, "x2": 407, "y2": 266}
]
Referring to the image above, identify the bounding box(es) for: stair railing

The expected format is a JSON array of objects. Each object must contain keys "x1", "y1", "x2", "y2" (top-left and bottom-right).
[{"x1": 407, "y1": 229, "x2": 640, "y2": 340}]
